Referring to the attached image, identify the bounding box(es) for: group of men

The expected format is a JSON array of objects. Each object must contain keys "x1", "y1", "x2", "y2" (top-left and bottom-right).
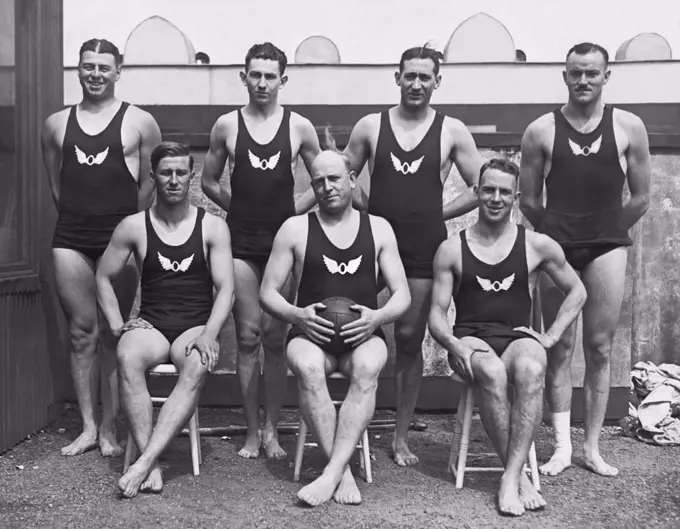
[{"x1": 42, "y1": 37, "x2": 651, "y2": 514}]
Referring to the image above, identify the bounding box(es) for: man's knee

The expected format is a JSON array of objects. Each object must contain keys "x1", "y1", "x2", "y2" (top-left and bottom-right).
[
  {"x1": 261, "y1": 321, "x2": 288, "y2": 354},
  {"x1": 394, "y1": 321, "x2": 427, "y2": 354},
  {"x1": 513, "y1": 353, "x2": 547, "y2": 391},
  {"x1": 179, "y1": 355, "x2": 209, "y2": 388},
  {"x1": 288, "y1": 348, "x2": 327, "y2": 390},
  {"x1": 473, "y1": 355, "x2": 507, "y2": 390},
  {"x1": 117, "y1": 343, "x2": 146, "y2": 380},
  {"x1": 350, "y1": 341, "x2": 387, "y2": 390},
  {"x1": 69, "y1": 317, "x2": 98, "y2": 354},
  {"x1": 583, "y1": 330, "x2": 614, "y2": 366},
  {"x1": 236, "y1": 319, "x2": 262, "y2": 354}
]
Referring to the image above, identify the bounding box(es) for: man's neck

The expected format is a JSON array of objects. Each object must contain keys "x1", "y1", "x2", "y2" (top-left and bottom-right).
[
  {"x1": 244, "y1": 101, "x2": 281, "y2": 120},
  {"x1": 154, "y1": 200, "x2": 192, "y2": 227},
  {"x1": 396, "y1": 103, "x2": 431, "y2": 122},
  {"x1": 563, "y1": 96, "x2": 604, "y2": 120},
  {"x1": 79, "y1": 94, "x2": 118, "y2": 113},
  {"x1": 471, "y1": 218, "x2": 515, "y2": 242},
  {"x1": 317, "y1": 204, "x2": 354, "y2": 226}
]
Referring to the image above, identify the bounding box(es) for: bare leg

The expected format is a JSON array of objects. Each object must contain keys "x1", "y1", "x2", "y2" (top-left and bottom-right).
[
  {"x1": 393, "y1": 277, "x2": 431, "y2": 467},
  {"x1": 539, "y1": 271, "x2": 578, "y2": 476},
  {"x1": 261, "y1": 274, "x2": 293, "y2": 460},
  {"x1": 297, "y1": 337, "x2": 387, "y2": 507},
  {"x1": 233, "y1": 259, "x2": 264, "y2": 458},
  {"x1": 580, "y1": 248, "x2": 627, "y2": 477},
  {"x1": 98, "y1": 258, "x2": 139, "y2": 457},
  {"x1": 119, "y1": 326, "x2": 208, "y2": 498},
  {"x1": 53, "y1": 249, "x2": 101, "y2": 456},
  {"x1": 116, "y1": 327, "x2": 170, "y2": 497}
]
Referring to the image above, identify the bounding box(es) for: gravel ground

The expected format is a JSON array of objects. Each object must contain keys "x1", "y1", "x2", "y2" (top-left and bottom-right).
[{"x1": 1, "y1": 407, "x2": 678, "y2": 529}]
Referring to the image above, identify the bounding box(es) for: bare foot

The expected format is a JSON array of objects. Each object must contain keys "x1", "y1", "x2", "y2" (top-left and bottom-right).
[
  {"x1": 140, "y1": 467, "x2": 163, "y2": 494},
  {"x1": 61, "y1": 430, "x2": 98, "y2": 456},
  {"x1": 498, "y1": 474, "x2": 525, "y2": 517},
  {"x1": 333, "y1": 468, "x2": 361, "y2": 505},
  {"x1": 238, "y1": 430, "x2": 261, "y2": 459},
  {"x1": 539, "y1": 450, "x2": 572, "y2": 476},
  {"x1": 262, "y1": 431, "x2": 287, "y2": 460},
  {"x1": 583, "y1": 451, "x2": 619, "y2": 477},
  {"x1": 297, "y1": 471, "x2": 341, "y2": 507},
  {"x1": 519, "y1": 473, "x2": 546, "y2": 511},
  {"x1": 99, "y1": 427, "x2": 124, "y2": 458},
  {"x1": 392, "y1": 441, "x2": 419, "y2": 467},
  {"x1": 118, "y1": 462, "x2": 150, "y2": 499}
]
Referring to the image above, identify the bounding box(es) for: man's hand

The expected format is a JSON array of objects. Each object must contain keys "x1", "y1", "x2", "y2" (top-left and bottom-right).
[
  {"x1": 113, "y1": 317, "x2": 154, "y2": 338},
  {"x1": 513, "y1": 326, "x2": 557, "y2": 350},
  {"x1": 339, "y1": 305, "x2": 381, "y2": 346},
  {"x1": 294, "y1": 303, "x2": 336, "y2": 345},
  {"x1": 449, "y1": 342, "x2": 489, "y2": 382},
  {"x1": 185, "y1": 334, "x2": 220, "y2": 372}
]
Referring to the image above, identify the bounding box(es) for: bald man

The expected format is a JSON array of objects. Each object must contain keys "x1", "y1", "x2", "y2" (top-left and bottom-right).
[{"x1": 260, "y1": 138, "x2": 411, "y2": 507}]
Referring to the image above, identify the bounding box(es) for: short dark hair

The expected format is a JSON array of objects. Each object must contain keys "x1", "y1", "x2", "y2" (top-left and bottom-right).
[
  {"x1": 479, "y1": 158, "x2": 519, "y2": 185},
  {"x1": 399, "y1": 44, "x2": 444, "y2": 75},
  {"x1": 245, "y1": 42, "x2": 288, "y2": 75},
  {"x1": 79, "y1": 38, "x2": 123, "y2": 67},
  {"x1": 566, "y1": 42, "x2": 609, "y2": 67},
  {"x1": 151, "y1": 142, "x2": 194, "y2": 172}
]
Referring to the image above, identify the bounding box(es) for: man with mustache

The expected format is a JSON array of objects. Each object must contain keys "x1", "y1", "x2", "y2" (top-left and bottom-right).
[{"x1": 519, "y1": 42, "x2": 652, "y2": 477}]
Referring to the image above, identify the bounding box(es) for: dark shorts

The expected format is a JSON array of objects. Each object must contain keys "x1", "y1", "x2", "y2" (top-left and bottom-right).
[
  {"x1": 387, "y1": 217, "x2": 447, "y2": 280},
  {"x1": 562, "y1": 243, "x2": 625, "y2": 272},
  {"x1": 286, "y1": 325, "x2": 386, "y2": 356},
  {"x1": 52, "y1": 211, "x2": 131, "y2": 262},
  {"x1": 138, "y1": 310, "x2": 209, "y2": 345},
  {"x1": 453, "y1": 323, "x2": 539, "y2": 357},
  {"x1": 227, "y1": 217, "x2": 284, "y2": 265}
]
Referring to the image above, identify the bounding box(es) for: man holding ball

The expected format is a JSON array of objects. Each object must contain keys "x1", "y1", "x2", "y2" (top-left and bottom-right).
[{"x1": 260, "y1": 131, "x2": 411, "y2": 507}]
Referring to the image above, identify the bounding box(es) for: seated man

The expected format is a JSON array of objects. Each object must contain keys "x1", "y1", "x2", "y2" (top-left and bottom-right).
[
  {"x1": 96, "y1": 142, "x2": 235, "y2": 498},
  {"x1": 428, "y1": 159, "x2": 587, "y2": 517},
  {"x1": 260, "y1": 133, "x2": 411, "y2": 507}
]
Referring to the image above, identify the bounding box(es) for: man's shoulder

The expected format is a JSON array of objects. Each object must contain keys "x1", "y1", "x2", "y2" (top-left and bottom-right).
[
  {"x1": 353, "y1": 112, "x2": 381, "y2": 135},
  {"x1": 116, "y1": 210, "x2": 146, "y2": 239},
  {"x1": 525, "y1": 229, "x2": 562, "y2": 261},
  {"x1": 527, "y1": 112, "x2": 555, "y2": 136},
  {"x1": 367, "y1": 213, "x2": 393, "y2": 237},
  {"x1": 44, "y1": 107, "x2": 70, "y2": 131},
  {"x1": 123, "y1": 103, "x2": 157, "y2": 127},
  {"x1": 612, "y1": 106, "x2": 646, "y2": 134},
  {"x1": 280, "y1": 213, "x2": 309, "y2": 237},
  {"x1": 202, "y1": 209, "x2": 229, "y2": 238}
]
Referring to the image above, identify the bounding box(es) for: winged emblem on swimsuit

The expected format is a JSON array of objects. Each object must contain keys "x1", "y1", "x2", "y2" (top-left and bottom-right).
[
  {"x1": 75, "y1": 145, "x2": 109, "y2": 166},
  {"x1": 158, "y1": 252, "x2": 194, "y2": 273},
  {"x1": 568, "y1": 135, "x2": 602, "y2": 157},
  {"x1": 476, "y1": 273, "x2": 515, "y2": 292},
  {"x1": 390, "y1": 152, "x2": 425, "y2": 175},
  {"x1": 248, "y1": 149, "x2": 281, "y2": 171},
  {"x1": 323, "y1": 255, "x2": 363, "y2": 275}
]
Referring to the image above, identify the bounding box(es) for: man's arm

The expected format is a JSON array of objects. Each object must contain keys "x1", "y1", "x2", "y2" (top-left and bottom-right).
[
  {"x1": 95, "y1": 216, "x2": 138, "y2": 334},
  {"x1": 535, "y1": 235, "x2": 587, "y2": 345},
  {"x1": 442, "y1": 119, "x2": 484, "y2": 220},
  {"x1": 136, "y1": 110, "x2": 163, "y2": 211},
  {"x1": 201, "y1": 217, "x2": 235, "y2": 342},
  {"x1": 294, "y1": 117, "x2": 321, "y2": 214},
  {"x1": 620, "y1": 113, "x2": 652, "y2": 230},
  {"x1": 40, "y1": 114, "x2": 63, "y2": 209},
  {"x1": 519, "y1": 120, "x2": 547, "y2": 229},
  {"x1": 201, "y1": 116, "x2": 232, "y2": 212},
  {"x1": 260, "y1": 219, "x2": 303, "y2": 323},
  {"x1": 373, "y1": 218, "x2": 411, "y2": 325},
  {"x1": 343, "y1": 116, "x2": 373, "y2": 211}
]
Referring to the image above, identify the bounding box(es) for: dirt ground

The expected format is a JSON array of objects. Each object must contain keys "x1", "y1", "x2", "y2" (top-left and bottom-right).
[{"x1": 1, "y1": 407, "x2": 678, "y2": 529}]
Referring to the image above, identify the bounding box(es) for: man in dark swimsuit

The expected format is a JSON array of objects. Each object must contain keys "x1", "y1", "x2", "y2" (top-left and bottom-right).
[
  {"x1": 201, "y1": 42, "x2": 321, "y2": 459},
  {"x1": 429, "y1": 159, "x2": 586, "y2": 516},
  {"x1": 96, "y1": 142, "x2": 235, "y2": 499},
  {"x1": 343, "y1": 45, "x2": 485, "y2": 466},
  {"x1": 41, "y1": 38, "x2": 161, "y2": 457},
  {"x1": 260, "y1": 136, "x2": 411, "y2": 507},
  {"x1": 520, "y1": 42, "x2": 652, "y2": 477}
]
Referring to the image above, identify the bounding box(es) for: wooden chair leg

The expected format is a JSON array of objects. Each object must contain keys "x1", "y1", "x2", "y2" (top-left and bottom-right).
[
  {"x1": 449, "y1": 389, "x2": 467, "y2": 474},
  {"x1": 293, "y1": 417, "x2": 307, "y2": 482},
  {"x1": 455, "y1": 386, "x2": 475, "y2": 489},
  {"x1": 195, "y1": 408, "x2": 202, "y2": 464},
  {"x1": 361, "y1": 428, "x2": 372, "y2": 483},
  {"x1": 188, "y1": 410, "x2": 200, "y2": 476}
]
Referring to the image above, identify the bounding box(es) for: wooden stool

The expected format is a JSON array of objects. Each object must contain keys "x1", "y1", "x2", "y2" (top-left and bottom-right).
[
  {"x1": 123, "y1": 363, "x2": 202, "y2": 476},
  {"x1": 293, "y1": 372, "x2": 372, "y2": 483},
  {"x1": 448, "y1": 373, "x2": 540, "y2": 490}
]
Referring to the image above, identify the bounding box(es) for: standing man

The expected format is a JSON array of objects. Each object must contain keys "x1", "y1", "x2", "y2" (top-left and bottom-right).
[
  {"x1": 429, "y1": 159, "x2": 586, "y2": 516},
  {"x1": 343, "y1": 45, "x2": 485, "y2": 466},
  {"x1": 260, "y1": 139, "x2": 411, "y2": 507},
  {"x1": 520, "y1": 42, "x2": 651, "y2": 476},
  {"x1": 201, "y1": 42, "x2": 321, "y2": 459},
  {"x1": 97, "y1": 142, "x2": 234, "y2": 498},
  {"x1": 41, "y1": 38, "x2": 162, "y2": 456}
]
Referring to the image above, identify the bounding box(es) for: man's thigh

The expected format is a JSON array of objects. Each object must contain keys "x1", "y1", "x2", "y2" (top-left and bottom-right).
[
  {"x1": 170, "y1": 325, "x2": 210, "y2": 376},
  {"x1": 52, "y1": 248, "x2": 98, "y2": 329},
  {"x1": 231, "y1": 258, "x2": 264, "y2": 334},
  {"x1": 580, "y1": 247, "x2": 628, "y2": 343},
  {"x1": 117, "y1": 327, "x2": 171, "y2": 371},
  {"x1": 287, "y1": 337, "x2": 338, "y2": 377},
  {"x1": 337, "y1": 336, "x2": 388, "y2": 379}
]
